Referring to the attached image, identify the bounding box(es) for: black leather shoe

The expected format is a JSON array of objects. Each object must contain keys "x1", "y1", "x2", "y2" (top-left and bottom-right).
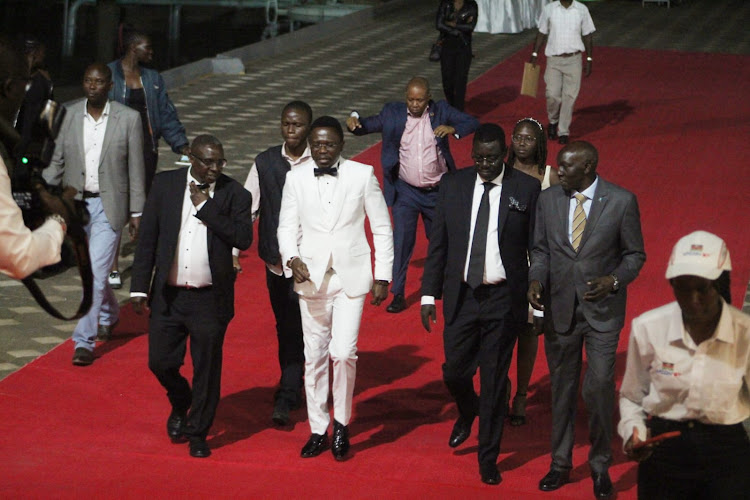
[
  {"x1": 167, "y1": 409, "x2": 187, "y2": 443},
  {"x1": 95, "y1": 320, "x2": 118, "y2": 341},
  {"x1": 548, "y1": 123, "x2": 558, "y2": 139},
  {"x1": 448, "y1": 416, "x2": 473, "y2": 448},
  {"x1": 189, "y1": 437, "x2": 211, "y2": 458},
  {"x1": 480, "y1": 463, "x2": 502, "y2": 485},
  {"x1": 539, "y1": 468, "x2": 570, "y2": 491},
  {"x1": 300, "y1": 433, "x2": 328, "y2": 458},
  {"x1": 386, "y1": 294, "x2": 407, "y2": 313},
  {"x1": 332, "y1": 420, "x2": 350, "y2": 461},
  {"x1": 271, "y1": 399, "x2": 290, "y2": 426},
  {"x1": 72, "y1": 348, "x2": 94, "y2": 366},
  {"x1": 592, "y1": 471, "x2": 613, "y2": 499},
  {"x1": 558, "y1": 135, "x2": 569, "y2": 145}
]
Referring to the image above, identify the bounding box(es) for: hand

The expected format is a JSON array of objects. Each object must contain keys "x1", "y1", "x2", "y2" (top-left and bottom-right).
[
  {"x1": 289, "y1": 257, "x2": 310, "y2": 284},
  {"x1": 370, "y1": 281, "x2": 388, "y2": 306},
  {"x1": 532, "y1": 315, "x2": 545, "y2": 336},
  {"x1": 583, "y1": 275, "x2": 615, "y2": 302},
  {"x1": 624, "y1": 427, "x2": 653, "y2": 463},
  {"x1": 189, "y1": 181, "x2": 209, "y2": 207},
  {"x1": 527, "y1": 280, "x2": 544, "y2": 311},
  {"x1": 36, "y1": 184, "x2": 75, "y2": 226},
  {"x1": 584, "y1": 60, "x2": 592, "y2": 77},
  {"x1": 433, "y1": 125, "x2": 456, "y2": 138},
  {"x1": 232, "y1": 255, "x2": 242, "y2": 273},
  {"x1": 128, "y1": 215, "x2": 140, "y2": 241},
  {"x1": 530, "y1": 54, "x2": 538, "y2": 65},
  {"x1": 421, "y1": 304, "x2": 437, "y2": 333},
  {"x1": 180, "y1": 145, "x2": 190, "y2": 156},
  {"x1": 131, "y1": 296, "x2": 149, "y2": 315},
  {"x1": 445, "y1": 20, "x2": 457, "y2": 28},
  {"x1": 346, "y1": 116, "x2": 362, "y2": 131}
]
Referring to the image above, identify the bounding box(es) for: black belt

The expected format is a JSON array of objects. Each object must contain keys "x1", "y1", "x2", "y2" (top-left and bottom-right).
[
  {"x1": 168, "y1": 284, "x2": 212, "y2": 291},
  {"x1": 413, "y1": 184, "x2": 439, "y2": 193},
  {"x1": 83, "y1": 191, "x2": 100, "y2": 198}
]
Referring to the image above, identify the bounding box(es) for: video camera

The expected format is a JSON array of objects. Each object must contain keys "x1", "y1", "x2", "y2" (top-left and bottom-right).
[{"x1": 6, "y1": 76, "x2": 93, "y2": 320}]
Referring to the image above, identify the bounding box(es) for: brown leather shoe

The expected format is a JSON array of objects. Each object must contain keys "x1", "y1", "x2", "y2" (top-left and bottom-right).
[{"x1": 72, "y1": 348, "x2": 94, "y2": 366}]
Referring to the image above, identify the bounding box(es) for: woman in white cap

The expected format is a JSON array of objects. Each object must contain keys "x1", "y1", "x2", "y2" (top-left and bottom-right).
[{"x1": 618, "y1": 230, "x2": 750, "y2": 499}]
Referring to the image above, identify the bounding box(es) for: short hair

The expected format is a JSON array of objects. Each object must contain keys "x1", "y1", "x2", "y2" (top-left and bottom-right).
[
  {"x1": 118, "y1": 24, "x2": 149, "y2": 57},
  {"x1": 406, "y1": 76, "x2": 430, "y2": 94},
  {"x1": 473, "y1": 123, "x2": 506, "y2": 146},
  {"x1": 309, "y1": 116, "x2": 344, "y2": 142},
  {"x1": 507, "y1": 117, "x2": 548, "y2": 172},
  {"x1": 191, "y1": 134, "x2": 223, "y2": 152},
  {"x1": 84, "y1": 62, "x2": 112, "y2": 82},
  {"x1": 281, "y1": 100, "x2": 313, "y2": 123},
  {"x1": 569, "y1": 141, "x2": 599, "y2": 169}
]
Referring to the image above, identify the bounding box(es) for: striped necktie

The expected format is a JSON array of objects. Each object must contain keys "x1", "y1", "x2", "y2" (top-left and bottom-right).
[{"x1": 572, "y1": 193, "x2": 587, "y2": 252}]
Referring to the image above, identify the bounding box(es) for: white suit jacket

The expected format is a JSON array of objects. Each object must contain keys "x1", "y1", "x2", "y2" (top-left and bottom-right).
[{"x1": 277, "y1": 158, "x2": 393, "y2": 297}]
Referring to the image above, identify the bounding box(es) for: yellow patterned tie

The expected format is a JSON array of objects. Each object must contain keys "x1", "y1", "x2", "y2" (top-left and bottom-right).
[{"x1": 572, "y1": 193, "x2": 587, "y2": 252}]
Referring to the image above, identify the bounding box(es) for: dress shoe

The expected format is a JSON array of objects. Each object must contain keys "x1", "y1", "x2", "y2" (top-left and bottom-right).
[
  {"x1": 539, "y1": 468, "x2": 570, "y2": 491},
  {"x1": 592, "y1": 471, "x2": 614, "y2": 499},
  {"x1": 95, "y1": 320, "x2": 118, "y2": 342},
  {"x1": 271, "y1": 398, "x2": 290, "y2": 426},
  {"x1": 509, "y1": 393, "x2": 527, "y2": 426},
  {"x1": 548, "y1": 122, "x2": 558, "y2": 139},
  {"x1": 189, "y1": 437, "x2": 211, "y2": 458},
  {"x1": 300, "y1": 433, "x2": 328, "y2": 458},
  {"x1": 448, "y1": 416, "x2": 473, "y2": 448},
  {"x1": 558, "y1": 135, "x2": 570, "y2": 145},
  {"x1": 386, "y1": 294, "x2": 407, "y2": 313},
  {"x1": 332, "y1": 420, "x2": 350, "y2": 461},
  {"x1": 167, "y1": 409, "x2": 187, "y2": 443},
  {"x1": 480, "y1": 463, "x2": 502, "y2": 485},
  {"x1": 72, "y1": 347, "x2": 94, "y2": 366}
]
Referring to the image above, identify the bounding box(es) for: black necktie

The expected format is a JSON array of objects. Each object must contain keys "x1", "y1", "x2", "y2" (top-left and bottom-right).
[
  {"x1": 196, "y1": 183, "x2": 209, "y2": 190},
  {"x1": 467, "y1": 182, "x2": 495, "y2": 288},
  {"x1": 314, "y1": 167, "x2": 338, "y2": 177}
]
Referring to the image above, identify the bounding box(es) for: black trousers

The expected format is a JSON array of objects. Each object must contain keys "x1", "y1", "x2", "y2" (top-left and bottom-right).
[
  {"x1": 440, "y1": 36, "x2": 472, "y2": 111},
  {"x1": 638, "y1": 417, "x2": 750, "y2": 500},
  {"x1": 144, "y1": 149, "x2": 159, "y2": 197},
  {"x1": 442, "y1": 282, "x2": 517, "y2": 468},
  {"x1": 148, "y1": 286, "x2": 227, "y2": 439},
  {"x1": 265, "y1": 267, "x2": 304, "y2": 404}
]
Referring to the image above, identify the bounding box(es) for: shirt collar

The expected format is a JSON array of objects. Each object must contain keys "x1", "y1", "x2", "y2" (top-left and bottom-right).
[
  {"x1": 573, "y1": 175, "x2": 598, "y2": 201},
  {"x1": 187, "y1": 169, "x2": 215, "y2": 190},
  {"x1": 84, "y1": 99, "x2": 110, "y2": 120},
  {"x1": 475, "y1": 164, "x2": 505, "y2": 187},
  {"x1": 282, "y1": 142, "x2": 312, "y2": 165},
  {"x1": 407, "y1": 104, "x2": 430, "y2": 119},
  {"x1": 670, "y1": 299, "x2": 734, "y2": 348}
]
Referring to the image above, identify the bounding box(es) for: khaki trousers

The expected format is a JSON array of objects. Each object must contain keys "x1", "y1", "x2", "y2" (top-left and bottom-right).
[{"x1": 544, "y1": 55, "x2": 583, "y2": 136}]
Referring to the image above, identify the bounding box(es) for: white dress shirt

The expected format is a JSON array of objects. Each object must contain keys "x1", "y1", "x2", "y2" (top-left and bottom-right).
[
  {"x1": 167, "y1": 170, "x2": 214, "y2": 288},
  {"x1": 567, "y1": 175, "x2": 598, "y2": 245},
  {"x1": 82, "y1": 100, "x2": 110, "y2": 193},
  {"x1": 537, "y1": 0, "x2": 596, "y2": 56},
  {"x1": 618, "y1": 301, "x2": 750, "y2": 447},
  {"x1": 422, "y1": 168, "x2": 506, "y2": 306}
]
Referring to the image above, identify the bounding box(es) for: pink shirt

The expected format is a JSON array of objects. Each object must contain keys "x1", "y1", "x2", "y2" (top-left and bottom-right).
[{"x1": 398, "y1": 107, "x2": 447, "y2": 188}]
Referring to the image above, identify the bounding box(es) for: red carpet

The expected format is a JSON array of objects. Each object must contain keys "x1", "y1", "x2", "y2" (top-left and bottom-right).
[{"x1": 1, "y1": 47, "x2": 748, "y2": 498}]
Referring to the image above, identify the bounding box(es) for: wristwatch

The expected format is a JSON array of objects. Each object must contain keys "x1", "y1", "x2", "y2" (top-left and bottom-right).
[
  {"x1": 47, "y1": 214, "x2": 67, "y2": 233},
  {"x1": 611, "y1": 274, "x2": 620, "y2": 291},
  {"x1": 286, "y1": 256, "x2": 299, "y2": 268}
]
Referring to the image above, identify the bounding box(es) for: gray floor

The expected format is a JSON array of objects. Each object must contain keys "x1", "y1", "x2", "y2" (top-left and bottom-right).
[{"x1": 2, "y1": 0, "x2": 749, "y2": 379}]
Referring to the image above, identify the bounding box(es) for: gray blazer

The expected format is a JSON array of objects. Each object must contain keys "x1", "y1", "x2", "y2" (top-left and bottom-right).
[
  {"x1": 529, "y1": 177, "x2": 646, "y2": 333},
  {"x1": 45, "y1": 100, "x2": 146, "y2": 230}
]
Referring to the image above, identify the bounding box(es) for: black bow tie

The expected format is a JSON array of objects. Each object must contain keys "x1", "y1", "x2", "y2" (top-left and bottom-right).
[
  {"x1": 314, "y1": 167, "x2": 338, "y2": 177},
  {"x1": 196, "y1": 183, "x2": 210, "y2": 190}
]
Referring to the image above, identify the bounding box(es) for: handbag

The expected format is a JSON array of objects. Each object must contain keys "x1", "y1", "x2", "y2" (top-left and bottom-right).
[{"x1": 429, "y1": 37, "x2": 443, "y2": 62}]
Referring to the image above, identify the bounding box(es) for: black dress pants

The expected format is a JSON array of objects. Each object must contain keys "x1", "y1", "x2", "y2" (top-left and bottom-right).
[
  {"x1": 442, "y1": 282, "x2": 517, "y2": 468},
  {"x1": 148, "y1": 286, "x2": 227, "y2": 439},
  {"x1": 440, "y1": 36, "x2": 472, "y2": 111},
  {"x1": 265, "y1": 267, "x2": 304, "y2": 404}
]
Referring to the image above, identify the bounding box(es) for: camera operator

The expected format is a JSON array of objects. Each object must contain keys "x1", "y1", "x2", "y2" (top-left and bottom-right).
[{"x1": 0, "y1": 36, "x2": 67, "y2": 280}]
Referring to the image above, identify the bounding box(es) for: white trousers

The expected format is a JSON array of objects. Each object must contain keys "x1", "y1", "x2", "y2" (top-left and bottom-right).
[
  {"x1": 298, "y1": 270, "x2": 365, "y2": 435},
  {"x1": 544, "y1": 54, "x2": 583, "y2": 136}
]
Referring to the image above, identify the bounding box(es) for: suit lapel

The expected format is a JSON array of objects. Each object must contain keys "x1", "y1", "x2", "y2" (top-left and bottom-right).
[
  {"x1": 579, "y1": 179, "x2": 608, "y2": 251},
  {"x1": 557, "y1": 188, "x2": 575, "y2": 254},
  {"x1": 74, "y1": 103, "x2": 86, "y2": 164},
  {"x1": 460, "y1": 171, "x2": 476, "y2": 252},
  {"x1": 325, "y1": 160, "x2": 347, "y2": 230},
  {"x1": 99, "y1": 102, "x2": 119, "y2": 166},
  {"x1": 496, "y1": 166, "x2": 513, "y2": 243}
]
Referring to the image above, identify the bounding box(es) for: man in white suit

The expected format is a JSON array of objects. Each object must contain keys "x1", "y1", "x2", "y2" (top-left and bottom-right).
[{"x1": 278, "y1": 116, "x2": 393, "y2": 461}]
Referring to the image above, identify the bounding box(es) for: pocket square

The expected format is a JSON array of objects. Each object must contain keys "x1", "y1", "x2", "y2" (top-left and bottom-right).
[{"x1": 509, "y1": 197, "x2": 527, "y2": 212}]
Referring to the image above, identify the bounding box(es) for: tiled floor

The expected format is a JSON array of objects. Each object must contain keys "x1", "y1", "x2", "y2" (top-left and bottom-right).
[{"x1": 1, "y1": 0, "x2": 749, "y2": 379}]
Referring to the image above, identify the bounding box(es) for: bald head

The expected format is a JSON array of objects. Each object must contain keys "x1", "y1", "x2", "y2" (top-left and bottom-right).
[
  {"x1": 406, "y1": 76, "x2": 430, "y2": 95},
  {"x1": 405, "y1": 77, "x2": 431, "y2": 117},
  {"x1": 562, "y1": 141, "x2": 598, "y2": 170},
  {"x1": 556, "y1": 141, "x2": 599, "y2": 193}
]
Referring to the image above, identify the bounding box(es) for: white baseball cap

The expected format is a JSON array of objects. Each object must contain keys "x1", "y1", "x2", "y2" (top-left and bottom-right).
[{"x1": 665, "y1": 230, "x2": 732, "y2": 280}]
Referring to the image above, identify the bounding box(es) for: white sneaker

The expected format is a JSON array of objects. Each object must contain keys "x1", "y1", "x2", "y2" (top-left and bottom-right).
[{"x1": 108, "y1": 271, "x2": 122, "y2": 289}]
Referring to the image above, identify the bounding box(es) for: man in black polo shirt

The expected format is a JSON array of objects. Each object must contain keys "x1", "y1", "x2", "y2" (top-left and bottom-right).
[{"x1": 233, "y1": 101, "x2": 313, "y2": 425}]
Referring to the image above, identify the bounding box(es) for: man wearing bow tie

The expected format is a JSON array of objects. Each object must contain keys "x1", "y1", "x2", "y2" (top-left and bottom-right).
[
  {"x1": 421, "y1": 123, "x2": 540, "y2": 485},
  {"x1": 277, "y1": 116, "x2": 393, "y2": 461},
  {"x1": 130, "y1": 134, "x2": 252, "y2": 459}
]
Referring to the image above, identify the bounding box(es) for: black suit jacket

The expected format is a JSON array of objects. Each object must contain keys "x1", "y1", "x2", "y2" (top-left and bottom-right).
[
  {"x1": 131, "y1": 167, "x2": 253, "y2": 323},
  {"x1": 422, "y1": 165, "x2": 540, "y2": 325}
]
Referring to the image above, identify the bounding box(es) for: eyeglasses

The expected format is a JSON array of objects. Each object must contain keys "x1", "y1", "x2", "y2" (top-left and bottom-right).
[
  {"x1": 472, "y1": 154, "x2": 502, "y2": 164},
  {"x1": 309, "y1": 141, "x2": 341, "y2": 151},
  {"x1": 190, "y1": 153, "x2": 226, "y2": 168},
  {"x1": 512, "y1": 134, "x2": 537, "y2": 145}
]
